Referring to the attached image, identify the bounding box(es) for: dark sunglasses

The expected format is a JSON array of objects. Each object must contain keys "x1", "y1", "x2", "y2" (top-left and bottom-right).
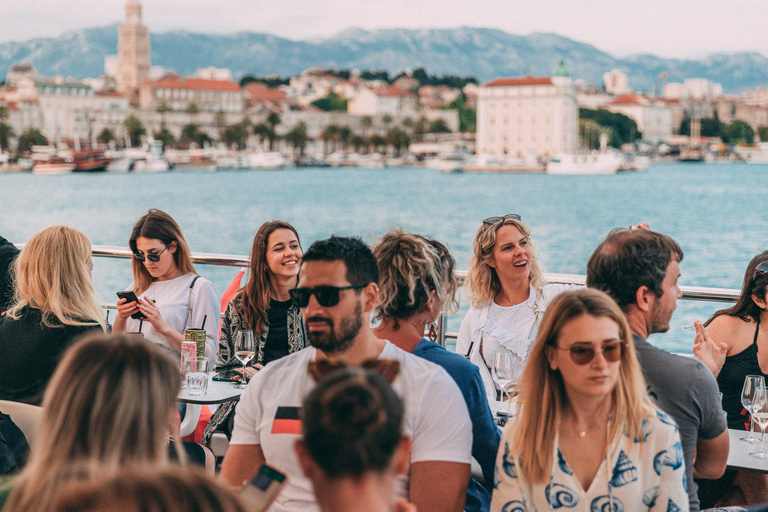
[
  {"x1": 290, "y1": 284, "x2": 365, "y2": 308},
  {"x1": 308, "y1": 358, "x2": 401, "y2": 384},
  {"x1": 753, "y1": 261, "x2": 768, "y2": 280},
  {"x1": 483, "y1": 214, "x2": 522, "y2": 225},
  {"x1": 132, "y1": 244, "x2": 170, "y2": 263},
  {"x1": 555, "y1": 340, "x2": 625, "y2": 365}
]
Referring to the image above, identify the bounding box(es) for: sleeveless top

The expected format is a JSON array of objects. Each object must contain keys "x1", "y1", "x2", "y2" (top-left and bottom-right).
[{"x1": 717, "y1": 321, "x2": 766, "y2": 430}]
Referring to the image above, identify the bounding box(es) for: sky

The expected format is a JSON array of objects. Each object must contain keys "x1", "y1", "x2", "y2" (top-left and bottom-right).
[{"x1": 3, "y1": 0, "x2": 767, "y2": 59}]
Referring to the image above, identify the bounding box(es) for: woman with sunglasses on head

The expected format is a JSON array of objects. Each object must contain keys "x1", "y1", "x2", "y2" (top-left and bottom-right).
[
  {"x1": 692, "y1": 251, "x2": 768, "y2": 507},
  {"x1": 112, "y1": 209, "x2": 220, "y2": 361},
  {"x1": 202, "y1": 221, "x2": 306, "y2": 444},
  {"x1": 457, "y1": 214, "x2": 578, "y2": 402},
  {"x1": 491, "y1": 288, "x2": 687, "y2": 512}
]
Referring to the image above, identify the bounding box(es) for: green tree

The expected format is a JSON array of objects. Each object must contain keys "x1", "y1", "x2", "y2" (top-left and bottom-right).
[
  {"x1": 97, "y1": 127, "x2": 115, "y2": 145},
  {"x1": 0, "y1": 106, "x2": 15, "y2": 152},
  {"x1": 17, "y1": 127, "x2": 48, "y2": 154},
  {"x1": 337, "y1": 126, "x2": 352, "y2": 150},
  {"x1": 386, "y1": 127, "x2": 411, "y2": 156},
  {"x1": 284, "y1": 121, "x2": 310, "y2": 162},
  {"x1": 180, "y1": 124, "x2": 199, "y2": 144},
  {"x1": 156, "y1": 101, "x2": 170, "y2": 129},
  {"x1": 679, "y1": 117, "x2": 725, "y2": 139},
  {"x1": 123, "y1": 115, "x2": 146, "y2": 147},
  {"x1": 759, "y1": 126, "x2": 768, "y2": 142},
  {"x1": 428, "y1": 118, "x2": 451, "y2": 133},
  {"x1": 221, "y1": 123, "x2": 249, "y2": 148},
  {"x1": 215, "y1": 109, "x2": 227, "y2": 133},
  {"x1": 186, "y1": 103, "x2": 200, "y2": 125},
  {"x1": 401, "y1": 117, "x2": 414, "y2": 134},
  {"x1": 253, "y1": 122, "x2": 272, "y2": 148},
  {"x1": 265, "y1": 112, "x2": 281, "y2": 150},
  {"x1": 368, "y1": 134, "x2": 387, "y2": 153},
  {"x1": 154, "y1": 128, "x2": 175, "y2": 150},
  {"x1": 311, "y1": 92, "x2": 348, "y2": 112},
  {"x1": 444, "y1": 97, "x2": 476, "y2": 133},
  {"x1": 360, "y1": 116, "x2": 373, "y2": 138},
  {"x1": 724, "y1": 120, "x2": 755, "y2": 144},
  {"x1": 350, "y1": 135, "x2": 367, "y2": 153},
  {"x1": 381, "y1": 114, "x2": 393, "y2": 127},
  {"x1": 414, "y1": 116, "x2": 429, "y2": 135},
  {"x1": 320, "y1": 124, "x2": 339, "y2": 153},
  {"x1": 580, "y1": 108, "x2": 640, "y2": 147}
]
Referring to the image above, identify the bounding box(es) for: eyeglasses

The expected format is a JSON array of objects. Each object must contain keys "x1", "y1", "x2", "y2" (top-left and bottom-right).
[
  {"x1": 132, "y1": 244, "x2": 170, "y2": 263},
  {"x1": 555, "y1": 340, "x2": 625, "y2": 365},
  {"x1": 753, "y1": 261, "x2": 768, "y2": 280},
  {"x1": 308, "y1": 358, "x2": 401, "y2": 384},
  {"x1": 483, "y1": 214, "x2": 522, "y2": 225},
  {"x1": 290, "y1": 285, "x2": 366, "y2": 308}
]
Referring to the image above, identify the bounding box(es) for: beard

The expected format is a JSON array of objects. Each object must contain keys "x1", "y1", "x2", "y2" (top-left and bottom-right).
[{"x1": 305, "y1": 301, "x2": 363, "y2": 355}]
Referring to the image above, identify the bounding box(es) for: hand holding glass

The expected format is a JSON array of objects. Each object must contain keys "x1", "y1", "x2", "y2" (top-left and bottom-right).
[
  {"x1": 234, "y1": 330, "x2": 256, "y2": 390},
  {"x1": 741, "y1": 375, "x2": 765, "y2": 443},
  {"x1": 494, "y1": 352, "x2": 515, "y2": 413}
]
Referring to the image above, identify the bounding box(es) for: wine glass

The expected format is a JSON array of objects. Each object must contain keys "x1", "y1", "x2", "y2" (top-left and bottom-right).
[
  {"x1": 234, "y1": 330, "x2": 255, "y2": 390},
  {"x1": 494, "y1": 352, "x2": 515, "y2": 414},
  {"x1": 741, "y1": 375, "x2": 765, "y2": 443},
  {"x1": 750, "y1": 385, "x2": 768, "y2": 459}
]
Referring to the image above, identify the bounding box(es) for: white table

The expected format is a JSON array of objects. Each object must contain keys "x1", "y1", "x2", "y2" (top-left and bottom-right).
[
  {"x1": 178, "y1": 376, "x2": 244, "y2": 437},
  {"x1": 727, "y1": 428, "x2": 768, "y2": 473}
]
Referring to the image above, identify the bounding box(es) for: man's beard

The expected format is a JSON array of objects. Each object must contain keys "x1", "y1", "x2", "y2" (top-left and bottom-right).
[{"x1": 305, "y1": 301, "x2": 363, "y2": 355}]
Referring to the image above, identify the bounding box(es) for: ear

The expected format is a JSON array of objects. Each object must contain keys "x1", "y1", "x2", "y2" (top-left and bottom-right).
[
  {"x1": 545, "y1": 345, "x2": 558, "y2": 371},
  {"x1": 169, "y1": 241, "x2": 178, "y2": 253},
  {"x1": 635, "y1": 285, "x2": 653, "y2": 313},
  {"x1": 362, "y1": 282, "x2": 379, "y2": 313},
  {"x1": 294, "y1": 440, "x2": 316, "y2": 479},
  {"x1": 487, "y1": 254, "x2": 497, "y2": 269},
  {"x1": 752, "y1": 293, "x2": 767, "y2": 310},
  {"x1": 393, "y1": 437, "x2": 413, "y2": 476},
  {"x1": 424, "y1": 290, "x2": 437, "y2": 315}
]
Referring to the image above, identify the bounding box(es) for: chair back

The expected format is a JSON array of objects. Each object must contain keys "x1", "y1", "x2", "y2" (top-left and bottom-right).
[{"x1": 0, "y1": 400, "x2": 44, "y2": 447}]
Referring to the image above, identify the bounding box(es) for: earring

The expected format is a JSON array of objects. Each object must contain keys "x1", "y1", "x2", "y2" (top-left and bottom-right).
[{"x1": 428, "y1": 322, "x2": 438, "y2": 343}]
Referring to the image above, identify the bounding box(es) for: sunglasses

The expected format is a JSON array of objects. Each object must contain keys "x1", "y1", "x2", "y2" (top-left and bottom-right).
[
  {"x1": 753, "y1": 261, "x2": 768, "y2": 280},
  {"x1": 555, "y1": 340, "x2": 625, "y2": 365},
  {"x1": 132, "y1": 244, "x2": 170, "y2": 263},
  {"x1": 290, "y1": 284, "x2": 365, "y2": 308},
  {"x1": 308, "y1": 358, "x2": 400, "y2": 384},
  {"x1": 483, "y1": 214, "x2": 522, "y2": 225}
]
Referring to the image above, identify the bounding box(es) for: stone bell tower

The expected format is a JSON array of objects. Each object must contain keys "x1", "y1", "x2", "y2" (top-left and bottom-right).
[{"x1": 116, "y1": 0, "x2": 151, "y2": 99}]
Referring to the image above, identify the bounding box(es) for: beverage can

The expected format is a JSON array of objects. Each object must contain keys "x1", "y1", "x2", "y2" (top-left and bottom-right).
[
  {"x1": 181, "y1": 341, "x2": 197, "y2": 367},
  {"x1": 185, "y1": 328, "x2": 206, "y2": 358}
]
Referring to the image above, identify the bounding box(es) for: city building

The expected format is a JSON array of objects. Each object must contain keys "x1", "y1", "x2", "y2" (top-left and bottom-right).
[
  {"x1": 603, "y1": 69, "x2": 631, "y2": 96},
  {"x1": 604, "y1": 94, "x2": 674, "y2": 143},
  {"x1": 347, "y1": 86, "x2": 419, "y2": 117},
  {"x1": 476, "y1": 61, "x2": 578, "y2": 159},
  {"x1": 244, "y1": 82, "x2": 290, "y2": 113},
  {"x1": 116, "y1": 0, "x2": 151, "y2": 99},
  {"x1": 663, "y1": 78, "x2": 723, "y2": 101},
  {"x1": 138, "y1": 75, "x2": 244, "y2": 114}
]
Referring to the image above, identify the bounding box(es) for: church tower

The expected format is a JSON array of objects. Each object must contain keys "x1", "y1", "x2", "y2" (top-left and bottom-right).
[{"x1": 116, "y1": 0, "x2": 151, "y2": 99}]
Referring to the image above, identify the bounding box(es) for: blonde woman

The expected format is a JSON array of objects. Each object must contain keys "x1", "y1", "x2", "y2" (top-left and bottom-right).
[
  {"x1": 0, "y1": 226, "x2": 104, "y2": 405},
  {"x1": 456, "y1": 215, "x2": 577, "y2": 402},
  {"x1": 491, "y1": 289, "x2": 687, "y2": 512},
  {"x1": 1, "y1": 333, "x2": 182, "y2": 512},
  {"x1": 113, "y1": 209, "x2": 220, "y2": 361}
]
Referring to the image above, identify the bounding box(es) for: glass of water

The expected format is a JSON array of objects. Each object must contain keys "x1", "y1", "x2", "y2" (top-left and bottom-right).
[{"x1": 185, "y1": 357, "x2": 210, "y2": 396}]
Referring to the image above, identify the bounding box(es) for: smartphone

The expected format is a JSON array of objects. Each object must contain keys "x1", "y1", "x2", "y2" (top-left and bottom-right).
[
  {"x1": 241, "y1": 464, "x2": 287, "y2": 512},
  {"x1": 213, "y1": 370, "x2": 240, "y2": 382},
  {"x1": 116, "y1": 291, "x2": 146, "y2": 320}
]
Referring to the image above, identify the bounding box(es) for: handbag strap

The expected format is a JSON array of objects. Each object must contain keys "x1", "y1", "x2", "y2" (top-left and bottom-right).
[{"x1": 181, "y1": 275, "x2": 200, "y2": 332}]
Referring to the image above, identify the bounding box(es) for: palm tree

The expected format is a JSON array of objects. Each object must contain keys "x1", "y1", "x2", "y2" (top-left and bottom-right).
[
  {"x1": 123, "y1": 115, "x2": 146, "y2": 147},
  {"x1": 386, "y1": 127, "x2": 410, "y2": 156},
  {"x1": 266, "y1": 111, "x2": 281, "y2": 150},
  {"x1": 0, "y1": 106, "x2": 14, "y2": 152},
  {"x1": 156, "y1": 102, "x2": 170, "y2": 129},
  {"x1": 337, "y1": 126, "x2": 352, "y2": 150},
  {"x1": 17, "y1": 127, "x2": 48, "y2": 154},
  {"x1": 320, "y1": 124, "x2": 339, "y2": 154},
  {"x1": 368, "y1": 134, "x2": 386, "y2": 154},
  {"x1": 381, "y1": 113, "x2": 394, "y2": 129},
  {"x1": 284, "y1": 122, "x2": 309, "y2": 163},
  {"x1": 350, "y1": 135, "x2": 367, "y2": 154},
  {"x1": 360, "y1": 116, "x2": 373, "y2": 138},
  {"x1": 253, "y1": 122, "x2": 272, "y2": 149},
  {"x1": 186, "y1": 103, "x2": 200, "y2": 126},
  {"x1": 402, "y1": 116, "x2": 414, "y2": 135},
  {"x1": 97, "y1": 127, "x2": 115, "y2": 145}
]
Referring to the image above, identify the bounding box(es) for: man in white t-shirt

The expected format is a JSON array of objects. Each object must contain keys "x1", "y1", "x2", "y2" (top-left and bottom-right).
[{"x1": 221, "y1": 236, "x2": 472, "y2": 512}]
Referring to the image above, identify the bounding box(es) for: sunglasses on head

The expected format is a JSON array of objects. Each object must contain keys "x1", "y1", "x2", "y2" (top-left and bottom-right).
[
  {"x1": 753, "y1": 261, "x2": 768, "y2": 280},
  {"x1": 132, "y1": 244, "x2": 170, "y2": 263},
  {"x1": 290, "y1": 284, "x2": 366, "y2": 308},
  {"x1": 555, "y1": 340, "x2": 625, "y2": 365},
  {"x1": 483, "y1": 214, "x2": 522, "y2": 225}
]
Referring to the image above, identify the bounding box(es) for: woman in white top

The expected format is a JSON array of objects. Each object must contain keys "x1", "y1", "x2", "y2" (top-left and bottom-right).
[
  {"x1": 456, "y1": 214, "x2": 576, "y2": 401},
  {"x1": 113, "y1": 209, "x2": 220, "y2": 361},
  {"x1": 491, "y1": 289, "x2": 687, "y2": 512}
]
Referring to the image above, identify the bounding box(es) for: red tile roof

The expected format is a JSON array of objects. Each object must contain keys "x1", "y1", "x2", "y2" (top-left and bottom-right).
[
  {"x1": 244, "y1": 83, "x2": 287, "y2": 102},
  {"x1": 607, "y1": 94, "x2": 647, "y2": 106},
  {"x1": 149, "y1": 76, "x2": 241, "y2": 92},
  {"x1": 484, "y1": 76, "x2": 553, "y2": 87},
  {"x1": 370, "y1": 86, "x2": 416, "y2": 97}
]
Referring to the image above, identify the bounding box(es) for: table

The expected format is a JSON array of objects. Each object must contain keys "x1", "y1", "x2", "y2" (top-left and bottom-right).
[
  {"x1": 177, "y1": 376, "x2": 244, "y2": 437},
  {"x1": 727, "y1": 428, "x2": 768, "y2": 473}
]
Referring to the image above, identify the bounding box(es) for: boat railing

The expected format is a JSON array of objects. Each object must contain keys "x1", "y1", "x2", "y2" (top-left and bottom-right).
[{"x1": 21, "y1": 244, "x2": 740, "y2": 347}]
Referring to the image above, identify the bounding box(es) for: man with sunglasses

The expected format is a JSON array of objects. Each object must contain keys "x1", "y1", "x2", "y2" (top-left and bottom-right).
[
  {"x1": 586, "y1": 228, "x2": 728, "y2": 512},
  {"x1": 221, "y1": 236, "x2": 472, "y2": 512}
]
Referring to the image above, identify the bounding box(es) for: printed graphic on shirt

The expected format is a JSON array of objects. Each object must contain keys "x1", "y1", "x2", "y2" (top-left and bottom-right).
[{"x1": 271, "y1": 406, "x2": 302, "y2": 435}]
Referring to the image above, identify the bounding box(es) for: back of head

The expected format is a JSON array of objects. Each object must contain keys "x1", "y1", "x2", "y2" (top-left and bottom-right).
[
  {"x1": 8, "y1": 225, "x2": 104, "y2": 329},
  {"x1": 129, "y1": 209, "x2": 195, "y2": 294},
  {"x1": 52, "y1": 466, "x2": 248, "y2": 512},
  {"x1": 8, "y1": 334, "x2": 181, "y2": 512},
  {"x1": 302, "y1": 236, "x2": 379, "y2": 286},
  {"x1": 0, "y1": 235, "x2": 19, "y2": 312},
  {"x1": 372, "y1": 230, "x2": 458, "y2": 323},
  {"x1": 302, "y1": 367, "x2": 403, "y2": 479},
  {"x1": 586, "y1": 228, "x2": 683, "y2": 311}
]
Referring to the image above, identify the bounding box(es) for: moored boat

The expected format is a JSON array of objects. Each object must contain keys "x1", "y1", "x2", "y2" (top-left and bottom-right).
[
  {"x1": 32, "y1": 158, "x2": 76, "y2": 175},
  {"x1": 546, "y1": 152, "x2": 622, "y2": 175}
]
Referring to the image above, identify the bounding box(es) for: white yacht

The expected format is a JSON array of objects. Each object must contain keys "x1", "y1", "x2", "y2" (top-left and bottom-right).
[{"x1": 546, "y1": 152, "x2": 622, "y2": 175}]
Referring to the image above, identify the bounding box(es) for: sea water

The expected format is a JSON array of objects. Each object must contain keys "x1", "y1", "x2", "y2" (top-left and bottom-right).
[{"x1": 2, "y1": 161, "x2": 767, "y2": 354}]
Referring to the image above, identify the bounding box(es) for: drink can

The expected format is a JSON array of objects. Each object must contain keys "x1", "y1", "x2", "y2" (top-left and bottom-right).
[
  {"x1": 181, "y1": 341, "x2": 197, "y2": 367},
  {"x1": 185, "y1": 328, "x2": 207, "y2": 358}
]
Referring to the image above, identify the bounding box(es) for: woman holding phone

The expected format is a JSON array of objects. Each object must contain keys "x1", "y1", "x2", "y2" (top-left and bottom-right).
[
  {"x1": 112, "y1": 209, "x2": 219, "y2": 361},
  {"x1": 202, "y1": 220, "x2": 306, "y2": 443},
  {"x1": 491, "y1": 289, "x2": 686, "y2": 511}
]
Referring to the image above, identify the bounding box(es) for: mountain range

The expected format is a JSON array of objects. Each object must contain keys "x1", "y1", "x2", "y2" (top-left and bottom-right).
[{"x1": 1, "y1": 26, "x2": 767, "y2": 93}]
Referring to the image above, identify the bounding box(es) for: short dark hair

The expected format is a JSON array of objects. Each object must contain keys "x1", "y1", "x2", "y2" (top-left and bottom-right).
[
  {"x1": 302, "y1": 367, "x2": 403, "y2": 478},
  {"x1": 586, "y1": 228, "x2": 684, "y2": 311},
  {"x1": 301, "y1": 236, "x2": 379, "y2": 286}
]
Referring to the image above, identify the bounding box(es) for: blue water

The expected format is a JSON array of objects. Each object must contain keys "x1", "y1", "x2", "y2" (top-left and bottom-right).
[{"x1": 2, "y1": 162, "x2": 767, "y2": 353}]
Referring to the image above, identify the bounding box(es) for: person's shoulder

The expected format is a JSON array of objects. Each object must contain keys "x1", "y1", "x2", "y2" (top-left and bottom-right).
[
  {"x1": 709, "y1": 314, "x2": 754, "y2": 340},
  {"x1": 384, "y1": 341, "x2": 454, "y2": 382},
  {"x1": 540, "y1": 283, "x2": 580, "y2": 302},
  {"x1": 261, "y1": 346, "x2": 314, "y2": 374},
  {"x1": 415, "y1": 339, "x2": 478, "y2": 373}
]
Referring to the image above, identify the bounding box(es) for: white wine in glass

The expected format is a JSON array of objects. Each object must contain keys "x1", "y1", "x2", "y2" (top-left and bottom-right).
[
  {"x1": 234, "y1": 330, "x2": 255, "y2": 390},
  {"x1": 741, "y1": 375, "x2": 765, "y2": 443},
  {"x1": 750, "y1": 386, "x2": 768, "y2": 459},
  {"x1": 494, "y1": 352, "x2": 515, "y2": 414}
]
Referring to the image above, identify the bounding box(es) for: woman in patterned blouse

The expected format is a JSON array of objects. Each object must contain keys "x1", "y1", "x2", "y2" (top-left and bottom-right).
[{"x1": 491, "y1": 288, "x2": 688, "y2": 512}]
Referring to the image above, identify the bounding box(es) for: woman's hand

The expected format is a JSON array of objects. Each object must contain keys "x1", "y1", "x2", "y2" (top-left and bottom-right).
[
  {"x1": 692, "y1": 320, "x2": 727, "y2": 377},
  {"x1": 112, "y1": 297, "x2": 136, "y2": 332},
  {"x1": 233, "y1": 364, "x2": 264, "y2": 382},
  {"x1": 137, "y1": 296, "x2": 172, "y2": 336}
]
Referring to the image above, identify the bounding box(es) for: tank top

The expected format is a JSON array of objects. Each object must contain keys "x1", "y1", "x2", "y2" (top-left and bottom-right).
[{"x1": 717, "y1": 321, "x2": 766, "y2": 430}]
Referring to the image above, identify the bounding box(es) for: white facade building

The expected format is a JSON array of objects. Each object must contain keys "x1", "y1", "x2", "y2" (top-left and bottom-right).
[
  {"x1": 663, "y1": 78, "x2": 723, "y2": 100},
  {"x1": 477, "y1": 74, "x2": 578, "y2": 159},
  {"x1": 347, "y1": 86, "x2": 419, "y2": 117},
  {"x1": 605, "y1": 94, "x2": 674, "y2": 143},
  {"x1": 603, "y1": 69, "x2": 630, "y2": 95}
]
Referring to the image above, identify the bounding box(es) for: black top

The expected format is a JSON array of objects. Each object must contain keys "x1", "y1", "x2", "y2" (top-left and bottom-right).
[
  {"x1": 0, "y1": 236, "x2": 19, "y2": 313},
  {"x1": 262, "y1": 298, "x2": 292, "y2": 365},
  {"x1": 717, "y1": 321, "x2": 765, "y2": 430},
  {"x1": 0, "y1": 307, "x2": 101, "y2": 405}
]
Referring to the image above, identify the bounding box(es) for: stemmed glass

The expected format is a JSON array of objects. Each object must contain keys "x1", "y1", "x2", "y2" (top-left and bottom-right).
[
  {"x1": 750, "y1": 385, "x2": 768, "y2": 459},
  {"x1": 494, "y1": 352, "x2": 515, "y2": 414},
  {"x1": 234, "y1": 330, "x2": 255, "y2": 390},
  {"x1": 741, "y1": 375, "x2": 765, "y2": 443}
]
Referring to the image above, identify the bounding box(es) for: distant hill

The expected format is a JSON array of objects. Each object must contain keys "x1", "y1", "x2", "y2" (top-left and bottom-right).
[{"x1": 2, "y1": 26, "x2": 767, "y2": 93}]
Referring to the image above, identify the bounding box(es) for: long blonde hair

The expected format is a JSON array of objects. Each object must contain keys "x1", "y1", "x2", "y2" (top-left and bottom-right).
[
  {"x1": 465, "y1": 217, "x2": 545, "y2": 307},
  {"x1": 7, "y1": 225, "x2": 105, "y2": 330},
  {"x1": 512, "y1": 288, "x2": 652, "y2": 483},
  {"x1": 5, "y1": 334, "x2": 182, "y2": 512},
  {"x1": 129, "y1": 209, "x2": 197, "y2": 295}
]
